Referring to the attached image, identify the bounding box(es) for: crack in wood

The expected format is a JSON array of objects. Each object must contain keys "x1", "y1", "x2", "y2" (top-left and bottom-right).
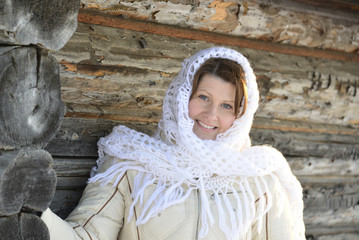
[{"x1": 309, "y1": 71, "x2": 358, "y2": 96}]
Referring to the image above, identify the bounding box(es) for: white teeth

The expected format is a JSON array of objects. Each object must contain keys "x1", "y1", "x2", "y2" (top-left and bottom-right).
[{"x1": 198, "y1": 121, "x2": 215, "y2": 129}]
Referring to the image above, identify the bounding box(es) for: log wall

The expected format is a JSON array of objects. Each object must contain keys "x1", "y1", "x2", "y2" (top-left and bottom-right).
[
  {"x1": 45, "y1": 1, "x2": 359, "y2": 239},
  {"x1": 0, "y1": 0, "x2": 80, "y2": 238}
]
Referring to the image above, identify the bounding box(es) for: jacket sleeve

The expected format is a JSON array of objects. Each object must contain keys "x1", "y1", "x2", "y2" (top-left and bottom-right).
[
  {"x1": 251, "y1": 176, "x2": 298, "y2": 240},
  {"x1": 41, "y1": 157, "x2": 126, "y2": 240}
]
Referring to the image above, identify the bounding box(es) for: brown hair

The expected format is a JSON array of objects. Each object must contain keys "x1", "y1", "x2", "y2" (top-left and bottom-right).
[{"x1": 190, "y1": 58, "x2": 248, "y2": 117}]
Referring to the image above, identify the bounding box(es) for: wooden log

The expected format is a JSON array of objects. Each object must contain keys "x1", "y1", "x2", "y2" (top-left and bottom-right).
[
  {"x1": 0, "y1": 148, "x2": 57, "y2": 215},
  {"x1": 304, "y1": 206, "x2": 359, "y2": 236},
  {"x1": 0, "y1": 215, "x2": 18, "y2": 239},
  {"x1": 250, "y1": 127, "x2": 359, "y2": 159},
  {"x1": 0, "y1": 0, "x2": 80, "y2": 50},
  {"x1": 302, "y1": 180, "x2": 359, "y2": 211},
  {"x1": 77, "y1": 8, "x2": 359, "y2": 59},
  {"x1": 45, "y1": 117, "x2": 157, "y2": 157},
  {"x1": 306, "y1": 233, "x2": 359, "y2": 240},
  {"x1": 52, "y1": 157, "x2": 96, "y2": 177},
  {"x1": 19, "y1": 213, "x2": 50, "y2": 240},
  {"x1": 56, "y1": 176, "x2": 88, "y2": 190},
  {"x1": 0, "y1": 213, "x2": 49, "y2": 240},
  {"x1": 0, "y1": 46, "x2": 65, "y2": 150}
]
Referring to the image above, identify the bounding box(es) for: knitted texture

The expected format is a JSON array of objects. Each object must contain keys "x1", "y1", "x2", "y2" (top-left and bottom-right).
[{"x1": 89, "y1": 47, "x2": 305, "y2": 239}]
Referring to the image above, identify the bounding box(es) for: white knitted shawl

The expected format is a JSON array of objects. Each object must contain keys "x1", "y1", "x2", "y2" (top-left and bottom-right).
[{"x1": 89, "y1": 47, "x2": 305, "y2": 239}]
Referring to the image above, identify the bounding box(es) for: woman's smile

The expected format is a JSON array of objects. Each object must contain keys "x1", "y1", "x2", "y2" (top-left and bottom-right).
[{"x1": 197, "y1": 120, "x2": 216, "y2": 131}]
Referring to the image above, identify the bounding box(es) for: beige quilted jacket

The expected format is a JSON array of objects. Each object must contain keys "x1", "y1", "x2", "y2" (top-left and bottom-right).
[{"x1": 42, "y1": 157, "x2": 297, "y2": 240}]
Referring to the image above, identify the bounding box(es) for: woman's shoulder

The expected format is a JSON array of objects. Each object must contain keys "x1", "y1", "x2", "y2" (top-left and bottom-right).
[
  {"x1": 97, "y1": 155, "x2": 126, "y2": 174},
  {"x1": 92, "y1": 155, "x2": 139, "y2": 186}
]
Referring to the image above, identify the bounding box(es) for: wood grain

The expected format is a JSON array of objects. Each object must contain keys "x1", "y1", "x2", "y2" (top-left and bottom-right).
[
  {"x1": 0, "y1": 46, "x2": 65, "y2": 150},
  {"x1": 0, "y1": 148, "x2": 57, "y2": 215},
  {"x1": 0, "y1": 213, "x2": 49, "y2": 240},
  {"x1": 0, "y1": 0, "x2": 80, "y2": 50}
]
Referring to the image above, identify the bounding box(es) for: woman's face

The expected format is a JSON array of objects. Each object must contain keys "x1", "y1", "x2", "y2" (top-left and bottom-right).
[{"x1": 189, "y1": 74, "x2": 236, "y2": 140}]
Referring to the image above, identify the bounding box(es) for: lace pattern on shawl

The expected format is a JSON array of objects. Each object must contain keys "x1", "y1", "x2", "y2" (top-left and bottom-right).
[{"x1": 89, "y1": 47, "x2": 305, "y2": 239}]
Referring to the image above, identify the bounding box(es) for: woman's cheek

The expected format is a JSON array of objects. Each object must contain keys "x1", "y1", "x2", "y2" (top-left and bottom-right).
[{"x1": 222, "y1": 115, "x2": 236, "y2": 132}]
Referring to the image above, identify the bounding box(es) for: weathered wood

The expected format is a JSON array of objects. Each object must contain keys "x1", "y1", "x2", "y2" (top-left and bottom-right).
[
  {"x1": 78, "y1": 1, "x2": 359, "y2": 54},
  {"x1": 0, "y1": 46, "x2": 65, "y2": 150},
  {"x1": 0, "y1": 0, "x2": 80, "y2": 50},
  {"x1": 251, "y1": 128, "x2": 359, "y2": 159},
  {"x1": 53, "y1": 22, "x2": 359, "y2": 127},
  {"x1": 290, "y1": 158, "x2": 359, "y2": 177},
  {"x1": 307, "y1": 233, "x2": 359, "y2": 240},
  {"x1": 288, "y1": 0, "x2": 359, "y2": 15},
  {"x1": 305, "y1": 206, "x2": 359, "y2": 235},
  {"x1": 52, "y1": 157, "x2": 96, "y2": 177},
  {"x1": 49, "y1": 190, "x2": 84, "y2": 219},
  {"x1": 299, "y1": 176, "x2": 359, "y2": 186},
  {"x1": 56, "y1": 177, "x2": 88, "y2": 190},
  {"x1": 0, "y1": 213, "x2": 49, "y2": 240},
  {"x1": 19, "y1": 213, "x2": 50, "y2": 240},
  {"x1": 302, "y1": 180, "x2": 359, "y2": 211},
  {"x1": 0, "y1": 148, "x2": 57, "y2": 215},
  {"x1": 45, "y1": 117, "x2": 158, "y2": 157},
  {"x1": 0, "y1": 215, "x2": 18, "y2": 239}
]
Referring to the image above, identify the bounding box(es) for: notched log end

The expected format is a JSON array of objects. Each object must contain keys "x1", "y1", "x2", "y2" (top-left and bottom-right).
[
  {"x1": 0, "y1": 213, "x2": 49, "y2": 240},
  {"x1": 1, "y1": 0, "x2": 81, "y2": 51},
  {"x1": 0, "y1": 46, "x2": 66, "y2": 149},
  {"x1": 0, "y1": 148, "x2": 57, "y2": 215}
]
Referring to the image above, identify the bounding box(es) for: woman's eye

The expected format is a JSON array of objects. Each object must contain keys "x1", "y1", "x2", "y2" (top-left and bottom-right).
[
  {"x1": 199, "y1": 95, "x2": 208, "y2": 101},
  {"x1": 222, "y1": 103, "x2": 233, "y2": 110}
]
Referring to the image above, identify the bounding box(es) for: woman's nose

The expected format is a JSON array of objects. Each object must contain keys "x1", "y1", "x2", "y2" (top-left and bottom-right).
[{"x1": 204, "y1": 104, "x2": 218, "y2": 120}]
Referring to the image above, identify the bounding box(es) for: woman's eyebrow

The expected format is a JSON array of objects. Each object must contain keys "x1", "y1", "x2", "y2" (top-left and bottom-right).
[
  {"x1": 197, "y1": 88, "x2": 212, "y2": 94},
  {"x1": 197, "y1": 88, "x2": 235, "y2": 103}
]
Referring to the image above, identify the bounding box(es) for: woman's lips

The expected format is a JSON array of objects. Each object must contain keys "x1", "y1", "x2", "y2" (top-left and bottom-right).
[{"x1": 197, "y1": 120, "x2": 216, "y2": 132}]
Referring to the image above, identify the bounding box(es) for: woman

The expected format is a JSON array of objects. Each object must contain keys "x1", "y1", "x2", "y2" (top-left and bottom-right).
[{"x1": 41, "y1": 47, "x2": 306, "y2": 239}]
